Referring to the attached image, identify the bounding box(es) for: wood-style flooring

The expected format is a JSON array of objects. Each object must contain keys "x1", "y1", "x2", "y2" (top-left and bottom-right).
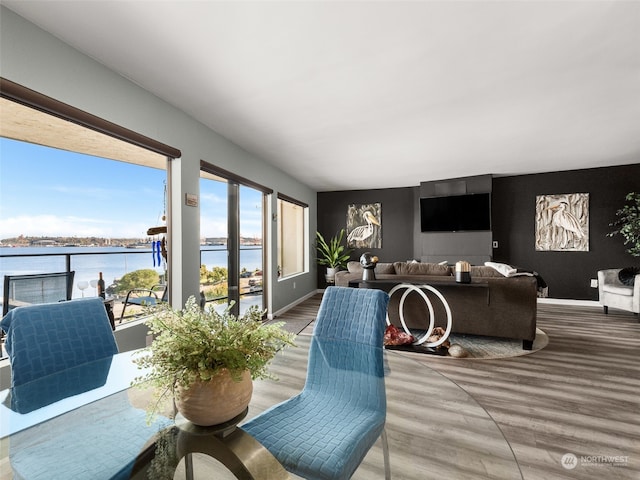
[
  {"x1": 173, "y1": 294, "x2": 638, "y2": 479},
  {"x1": 272, "y1": 293, "x2": 639, "y2": 480}
]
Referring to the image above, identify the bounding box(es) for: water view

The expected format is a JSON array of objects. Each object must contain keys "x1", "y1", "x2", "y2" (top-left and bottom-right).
[{"x1": 0, "y1": 246, "x2": 263, "y2": 300}]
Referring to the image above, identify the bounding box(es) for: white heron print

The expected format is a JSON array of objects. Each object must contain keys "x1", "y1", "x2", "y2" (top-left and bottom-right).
[
  {"x1": 535, "y1": 193, "x2": 589, "y2": 251},
  {"x1": 347, "y1": 203, "x2": 382, "y2": 248}
]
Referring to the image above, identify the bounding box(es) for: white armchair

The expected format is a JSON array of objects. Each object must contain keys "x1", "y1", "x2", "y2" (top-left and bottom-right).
[{"x1": 597, "y1": 268, "x2": 640, "y2": 316}]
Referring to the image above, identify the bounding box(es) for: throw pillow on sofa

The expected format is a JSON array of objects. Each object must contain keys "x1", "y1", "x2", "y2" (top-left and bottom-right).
[{"x1": 619, "y1": 267, "x2": 640, "y2": 286}]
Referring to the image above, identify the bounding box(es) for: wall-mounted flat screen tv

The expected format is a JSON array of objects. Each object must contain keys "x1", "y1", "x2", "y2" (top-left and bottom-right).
[{"x1": 420, "y1": 193, "x2": 491, "y2": 232}]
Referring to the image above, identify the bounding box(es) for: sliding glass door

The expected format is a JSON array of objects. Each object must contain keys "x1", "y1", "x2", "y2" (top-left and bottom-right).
[{"x1": 200, "y1": 167, "x2": 267, "y2": 316}]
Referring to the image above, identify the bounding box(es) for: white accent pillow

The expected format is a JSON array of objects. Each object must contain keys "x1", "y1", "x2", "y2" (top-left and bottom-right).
[{"x1": 484, "y1": 261, "x2": 517, "y2": 277}]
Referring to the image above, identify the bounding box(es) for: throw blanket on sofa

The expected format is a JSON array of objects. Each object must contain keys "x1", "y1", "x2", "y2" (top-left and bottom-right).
[{"x1": 485, "y1": 262, "x2": 548, "y2": 297}]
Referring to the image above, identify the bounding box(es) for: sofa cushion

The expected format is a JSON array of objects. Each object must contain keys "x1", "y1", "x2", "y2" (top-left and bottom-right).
[
  {"x1": 393, "y1": 262, "x2": 451, "y2": 276},
  {"x1": 375, "y1": 263, "x2": 396, "y2": 274},
  {"x1": 470, "y1": 266, "x2": 505, "y2": 278},
  {"x1": 346, "y1": 261, "x2": 395, "y2": 275},
  {"x1": 603, "y1": 284, "x2": 634, "y2": 296},
  {"x1": 347, "y1": 261, "x2": 363, "y2": 273}
]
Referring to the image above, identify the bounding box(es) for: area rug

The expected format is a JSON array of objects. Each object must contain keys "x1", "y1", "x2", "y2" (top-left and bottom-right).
[
  {"x1": 297, "y1": 321, "x2": 548, "y2": 359},
  {"x1": 441, "y1": 327, "x2": 548, "y2": 359}
]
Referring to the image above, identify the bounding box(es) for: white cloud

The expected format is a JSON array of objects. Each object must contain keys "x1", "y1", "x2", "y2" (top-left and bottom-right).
[
  {"x1": 200, "y1": 214, "x2": 228, "y2": 238},
  {"x1": 0, "y1": 215, "x2": 150, "y2": 239}
]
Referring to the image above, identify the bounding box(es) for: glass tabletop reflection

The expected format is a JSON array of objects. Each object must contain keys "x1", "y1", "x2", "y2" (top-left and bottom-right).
[{"x1": 0, "y1": 334, "x2": 521, "y2": 479}]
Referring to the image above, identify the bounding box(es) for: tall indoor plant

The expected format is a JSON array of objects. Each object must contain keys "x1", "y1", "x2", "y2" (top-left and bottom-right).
[
  {"x1": 316, "y1": 229, "x2": 352, "y2": 282},
  {"x1": 132, "y1": 296, "x2": 295, "y2": 426},
  {"x1": 608, "y1": 192, "x2": 640, "y2": 257}
]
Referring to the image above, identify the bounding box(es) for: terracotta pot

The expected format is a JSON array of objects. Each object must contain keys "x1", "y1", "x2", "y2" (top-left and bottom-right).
[{"x1": 175, "y1": 369, "x2": 253, "y2": 426}]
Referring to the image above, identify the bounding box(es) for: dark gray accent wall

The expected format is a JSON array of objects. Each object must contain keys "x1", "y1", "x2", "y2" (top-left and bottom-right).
[
  {"x1": 492, "y1": 164, "x2": 640, "y2": 300},
  {"x1": 317, "y1": 187, "x2": 415, "y2": 285},
  {"x1": 317, "y1": 164, "x2": 639, "y2": 299}
]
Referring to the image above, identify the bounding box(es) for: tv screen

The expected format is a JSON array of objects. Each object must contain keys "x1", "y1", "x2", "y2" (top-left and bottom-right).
[{"x1": 420, "y1": 193, "x2": 491, "y2": 232}]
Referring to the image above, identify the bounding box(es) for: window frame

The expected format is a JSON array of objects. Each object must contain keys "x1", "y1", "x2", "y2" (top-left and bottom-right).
[{"x1": 276, "y1": 193, "x2": 309, "y2": 280}]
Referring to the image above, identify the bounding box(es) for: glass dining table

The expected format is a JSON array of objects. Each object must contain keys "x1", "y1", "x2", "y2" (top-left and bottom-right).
[{"x1": 0, "y1": 335, "x2": 522, "y2": 479}]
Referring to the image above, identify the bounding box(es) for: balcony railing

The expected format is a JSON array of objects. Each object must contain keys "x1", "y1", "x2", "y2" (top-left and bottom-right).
[{"x1": 1, "y1": 246, "x2": 263, "y2": 323}]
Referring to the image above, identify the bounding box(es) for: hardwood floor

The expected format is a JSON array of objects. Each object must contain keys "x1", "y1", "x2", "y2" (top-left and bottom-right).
[{"x1": 274, "y1": 294, "x2": 639, "y2": 480}]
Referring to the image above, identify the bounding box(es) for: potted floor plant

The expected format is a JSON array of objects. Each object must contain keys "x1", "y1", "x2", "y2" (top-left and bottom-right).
[
  {"x1": 132, "y1": 296, "x2": 295, "y2": 426},
  {"x1": 316, "y1": 229, "x2": 352, "y2": 283},
  {"x1": 608, "y1": 192, "x2": 640, "y2": 257}
]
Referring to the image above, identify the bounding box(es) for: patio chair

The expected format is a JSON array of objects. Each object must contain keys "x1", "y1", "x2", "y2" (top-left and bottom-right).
[
  {"x1": 2, "y1": 271, "x2": 75, "y2": 317},
  {"x1": 119, "y1": 283, "x2": 167, "y2": 323},
  {"x1": 241, "y1": 286, "x2": 391, "y2": 480}
]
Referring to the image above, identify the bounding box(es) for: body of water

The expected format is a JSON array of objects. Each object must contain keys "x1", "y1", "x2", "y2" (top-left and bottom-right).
[{"x1": 0, "y1": 246, "x2": 262, "y2": 299}]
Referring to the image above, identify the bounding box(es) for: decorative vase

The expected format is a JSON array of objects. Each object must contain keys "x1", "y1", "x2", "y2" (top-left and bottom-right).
[
  {"x1": 455, "y1": 261, "x2": 471, "y2": 283},
  {"x1": 360, "y1": 252, "x2": 379, "y2": 281},
  {"x1": 175, "y1": 369, "x2": 253, "y2": 426}
]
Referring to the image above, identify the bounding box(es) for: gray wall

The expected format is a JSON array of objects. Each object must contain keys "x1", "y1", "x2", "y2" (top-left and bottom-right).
[{"x1": 0, "y1": 6, "x2": 318, "y2": 314}]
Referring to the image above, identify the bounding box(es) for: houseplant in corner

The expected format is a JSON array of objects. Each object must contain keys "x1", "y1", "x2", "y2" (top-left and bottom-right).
[
  {"x1": 608, "y1": 192, "x2": 640, "y2": 258},
  {"x1": 607, "y1": 191, "x2": 640, "y2": 286},
  {"x1": 316, "y1": 229, "x2": 352, "y2": 283},
  {"x1": 132, "y1": 296, "x2": 295, "y2": 426}
]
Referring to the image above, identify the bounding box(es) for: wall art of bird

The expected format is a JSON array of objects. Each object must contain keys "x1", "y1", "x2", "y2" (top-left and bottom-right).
[
  {"x1": 547, "y1": 201, "x2": 586, "y2": 249},
  {"x1": 347, "y1": 210, "x2": 380, "y2": 246}
]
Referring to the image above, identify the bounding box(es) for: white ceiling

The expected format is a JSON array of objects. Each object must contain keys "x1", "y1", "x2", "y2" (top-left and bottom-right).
[{"x1": 4, "y1": 1, "x2": 640, "y2": 191}]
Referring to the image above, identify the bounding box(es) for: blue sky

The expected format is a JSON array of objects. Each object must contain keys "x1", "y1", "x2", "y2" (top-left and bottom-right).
[{"x1": 0, "y1": 137, "x2": 263, "y2": 240}]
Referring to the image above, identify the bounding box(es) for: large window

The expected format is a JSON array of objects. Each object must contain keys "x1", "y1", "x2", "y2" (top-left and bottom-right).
[
  {"x1": 0, "y1": 80, "x2": 179, "y2": 323},
  {"x1": 277, "y1": 194, "x2": 308, "y2": 279},
  {"x1": 200, "y1": 161, "x2": 271, "y2": 316}
]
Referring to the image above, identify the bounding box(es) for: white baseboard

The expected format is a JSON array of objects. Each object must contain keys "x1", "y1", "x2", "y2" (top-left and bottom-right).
[
  {"x1": 268, "y1": 290, "x2": 320, "y2": 320},
  {"x1": 538, "y1": 298, "x2": 599, "y2": 307}
]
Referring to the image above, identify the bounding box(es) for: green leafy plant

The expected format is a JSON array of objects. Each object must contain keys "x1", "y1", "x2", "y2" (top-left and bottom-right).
[
  {"x1": 132, "y1": 296, "x2": 295, "y2": 419},
  {"x1": 315, "y1": 229, "x2": 352, "y2": 269},
  {"x1": 116, "y1": 269, "x2": 160, "y2": 294},
  {"x1": 608, "y1": 192, "x2": 640, "y2": 257}
]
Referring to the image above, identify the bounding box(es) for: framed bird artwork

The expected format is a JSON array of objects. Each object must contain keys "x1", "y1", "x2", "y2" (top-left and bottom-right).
[
  {"x1": 535, "y1": 193, "x2": 589, "y2": 251},
  {"x1": 347, "y1": 203, "x2": 382, "y2": 248}
]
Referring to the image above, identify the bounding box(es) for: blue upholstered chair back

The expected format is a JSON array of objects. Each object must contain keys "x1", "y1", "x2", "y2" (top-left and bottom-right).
[
  {"x1": 241, "y1": 286, "x2": 390, "y2": 480},
  {"x1": 312, "y1": 285, "x2": 389, "y2": 345},
  {"x1": 0, "y1": 298, "x2": 118, "y2": 387},
  {"x1": 305, "y1": 286, "x2": 389, "y2": 409}
]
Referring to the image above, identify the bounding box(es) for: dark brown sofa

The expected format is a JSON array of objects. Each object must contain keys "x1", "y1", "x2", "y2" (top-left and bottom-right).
[{"x1": 335, "y1": 261, "x2": 538, "y2": 349}]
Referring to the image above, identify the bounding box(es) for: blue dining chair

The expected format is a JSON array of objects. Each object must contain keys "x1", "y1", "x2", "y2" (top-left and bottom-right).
[
  {"x1": 0, "y1": 298, "x2": 170, "y2": 480},
  {"x1": 241, "y1": 286, "x2": 391, "y2": 480},
  {"x1": 0, "y1": 297, "x2": 118, "y2": 387}
]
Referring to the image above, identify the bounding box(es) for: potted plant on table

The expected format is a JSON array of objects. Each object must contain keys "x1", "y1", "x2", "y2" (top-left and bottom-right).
[
  {"x1": 316, "y1": 229, "x2": 353, "y2": 283},
  {"x1": 132, "y1": 296, "x2": 295, "y2": 426}
]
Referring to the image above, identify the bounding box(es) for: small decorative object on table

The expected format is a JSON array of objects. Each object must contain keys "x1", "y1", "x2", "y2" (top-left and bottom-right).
[
  {"x1": 360, "y1": 252, "x2": 379, "y2": 281},
  {"x1": 455, "y1": 261, "x2": 471, "y2": 283},
  {"x1": 383, "y1": 324, "x2": 414, "y2": 346},
  {"x1": 97, "y1": 272, "x2": 106, "y2": 299},
  {"x1": 132, "y1": 296, "x2": 295, "y2": 426}
]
